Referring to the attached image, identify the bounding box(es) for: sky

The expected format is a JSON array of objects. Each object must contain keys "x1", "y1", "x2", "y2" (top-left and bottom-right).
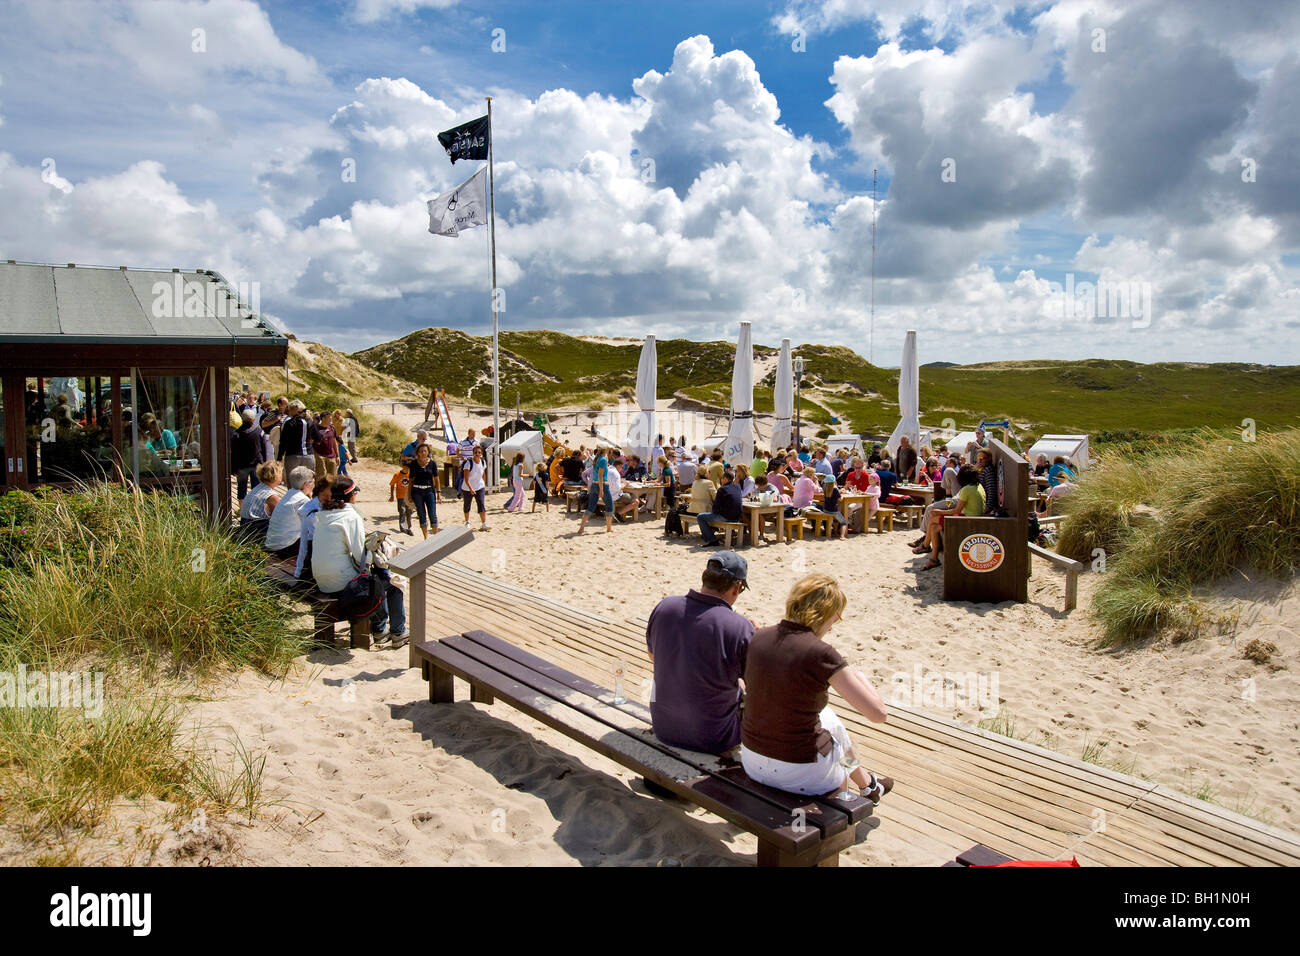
[{"x1": 1, "y1": 0, "x2": 1298, "y2": 365}]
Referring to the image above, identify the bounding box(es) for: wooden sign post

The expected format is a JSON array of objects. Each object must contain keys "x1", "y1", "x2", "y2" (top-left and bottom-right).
[{"x1": 942, "y1": 436, "x2": 1029, "y2": 604}]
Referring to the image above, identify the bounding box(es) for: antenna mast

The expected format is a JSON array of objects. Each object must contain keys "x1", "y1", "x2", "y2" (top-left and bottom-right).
[{"x1": 870, "y1": 167, "x2": 877, "y2": 366}]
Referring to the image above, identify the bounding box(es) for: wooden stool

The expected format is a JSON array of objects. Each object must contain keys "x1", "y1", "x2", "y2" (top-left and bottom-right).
[
  {"x1": 716, "y1": 521, "x2": 746, "y2": 548},
  {"x1": 782, "y1": 515, "x2": 805, "y2": 543},
  {"x1": 804, "y1": 512, "x2": 835, "y2": 538},
  {"x1": 869, "y1": 508, "x2": 895, "y2": 533}
]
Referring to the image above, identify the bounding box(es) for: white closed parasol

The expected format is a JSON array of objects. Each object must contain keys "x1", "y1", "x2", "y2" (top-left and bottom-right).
[
  {"x1": 887, "y1": 330, "x2": 920, "y2": 467},
  {"x1": 626, "y1": 334, "x2": 657, "y2": 461},
  {"x1": 771, "y1": 337, "x2": 793, "y2": 451},
  {"x1": 723, "y1": 321, "x2": 756, "y2": 465}
]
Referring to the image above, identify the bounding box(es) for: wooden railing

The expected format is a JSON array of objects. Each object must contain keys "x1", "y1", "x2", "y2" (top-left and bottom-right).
[{"x1": 383, "y1": 525, "x2": 474, "y2": 662}]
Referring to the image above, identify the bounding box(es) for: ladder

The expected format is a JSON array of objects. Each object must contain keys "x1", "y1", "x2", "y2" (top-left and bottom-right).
[{"x1": 421, "y1": 388, "x2": 459, "y2": 445}]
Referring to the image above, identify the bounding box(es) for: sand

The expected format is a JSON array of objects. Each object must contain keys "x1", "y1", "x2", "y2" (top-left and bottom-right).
[{"x1": 103, "y1": 449, "x2": 1291, "y2": 868}]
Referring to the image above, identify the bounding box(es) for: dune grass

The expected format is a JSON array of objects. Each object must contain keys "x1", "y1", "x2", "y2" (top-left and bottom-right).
[
  {"x1": 1055, "y1": 427, "x2": 1300, "y2": 645},
  {"x1": 0, "y1": 484, "x2": 298, "y2": 858}
]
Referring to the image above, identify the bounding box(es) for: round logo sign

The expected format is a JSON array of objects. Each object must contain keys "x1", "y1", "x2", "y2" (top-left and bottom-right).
[{"x1": 958, "y1": 533, "x2": 1005, "y2": 573}]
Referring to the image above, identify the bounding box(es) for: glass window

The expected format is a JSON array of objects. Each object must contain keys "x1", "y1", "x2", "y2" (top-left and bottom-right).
[
  {"x1": 132, "y1": 374, "x2": 204, "y2": 481},
  {"x1": 25, "y1": 375, "x2": 121, "y2": 483}
]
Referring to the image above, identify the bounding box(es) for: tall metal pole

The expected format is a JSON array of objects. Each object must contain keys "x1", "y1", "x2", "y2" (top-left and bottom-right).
[
  {"x1": 794, "y1": 356, "x2": 803, "y2": 451},
  {"x1": 487, "y1": 96, "x2": 500, "y2": 485},
  {"x1": 870, "y1": 167, "x2": 877, "y2": 367}
]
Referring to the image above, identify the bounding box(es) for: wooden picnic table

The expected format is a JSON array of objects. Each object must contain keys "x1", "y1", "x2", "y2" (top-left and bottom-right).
[
  {"x1": 894, "y1": 483, "x2": 934, "y2": 505},
  {"x1": 623, "y1": 481, "x2": 664, "y2": 519},
  {"x1": 839, "y1": 492, "x2": 871, "y2": 523},
  {"x1": 741, "y1": 500, "x2": 784, "y2": 544}
]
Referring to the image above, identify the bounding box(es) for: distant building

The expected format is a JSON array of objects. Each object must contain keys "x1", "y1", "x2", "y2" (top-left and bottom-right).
[{"x1": 0, "y1": 260, "x2": 288, "y2": 517}]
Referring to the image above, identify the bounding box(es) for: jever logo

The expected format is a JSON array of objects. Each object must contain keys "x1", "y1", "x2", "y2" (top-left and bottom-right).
[{"x1": 958, "y1": 534, "x2": 1004, "y2": 573}]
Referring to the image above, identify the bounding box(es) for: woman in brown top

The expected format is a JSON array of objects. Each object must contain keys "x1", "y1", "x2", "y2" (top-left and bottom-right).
[{"x1": 740, "y1": 574, "x2": 893, "y2": 801}]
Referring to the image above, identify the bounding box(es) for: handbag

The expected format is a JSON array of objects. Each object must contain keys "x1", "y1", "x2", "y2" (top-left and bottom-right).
[{"x1": 339, "y1": 567, "x2": 384, "y2": 618}]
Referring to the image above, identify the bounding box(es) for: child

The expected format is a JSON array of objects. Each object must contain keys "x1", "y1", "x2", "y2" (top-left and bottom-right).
[
  {"x1": 389, "y1": 463, "x2": 414, "y2": 535},
  {"x1": 531, "y1": 462, "x2": 549, "y2": 513},
  {"x1": 506, "y1": 452, "x2": 526, "y2": 513}
]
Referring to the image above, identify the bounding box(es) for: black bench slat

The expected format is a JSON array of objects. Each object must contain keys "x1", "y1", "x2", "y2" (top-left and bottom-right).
[
  {"x1": 955, "y1": 844, "x2": 1016, "y2": 866},
  {"x1": 712, "y1": 765, "x2": 874, "y2": 826},
  {"x1": 414, "y1": 639, "x2": 819, "y2": 855},
  {"x1": 455, "y1": 630, "x2": 873, "y2": 827},
  {"x1": 436, "y1": 639, "x2": 852, "y2": 842},
  {"x1": 459, "y1": 629, "x2": 653, "y2": 723}
]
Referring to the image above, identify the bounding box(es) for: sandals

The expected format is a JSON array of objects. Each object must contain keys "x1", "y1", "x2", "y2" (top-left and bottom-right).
[
  {"x1": 921, "y1": 559, "x2": 941, "y2": 571},
  {"x1": 908, "y1": 537, "x2": 925, "y2": 549}
]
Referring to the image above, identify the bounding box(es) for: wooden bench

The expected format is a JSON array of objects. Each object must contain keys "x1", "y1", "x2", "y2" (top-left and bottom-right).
[
  {"x1": 782, "y1": 514, "x2": 805, "y2": 543},
  {"x1": 941, "y1": 844, "x2": 1016, "y2": 867},
  {"x1": 866, "y1": 507, "x2": 895, "y2": 534},
  {"x1": 411, "y1": 630, "x2": 875, "y2": 866},
  {"x1": 1028, "y1": 541, "x2": 1084, "y2": 612},
  {"x1": 565, "y1": 491, "x2": 584, "y2": 513},
  {"x1": 804, "y1": 512, "x2": 836, "y2": 538},
  {"x1": 266, "y1": 559, "x2": 374, "y2": 649},
  {"x1": 713, "y1": 520, "x2": 746, "y2": 548},
  {"x1": 897, "y1": 504, "x2": 925, "y2": 531},
  {"x1": 266, "y1": 525, "x2": 473, "y2": 650}
]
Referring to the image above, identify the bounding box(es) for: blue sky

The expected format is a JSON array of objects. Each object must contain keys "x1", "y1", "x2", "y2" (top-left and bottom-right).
[{"x1": 1, "y1": 0, "x2": 1297, "y2": 366}]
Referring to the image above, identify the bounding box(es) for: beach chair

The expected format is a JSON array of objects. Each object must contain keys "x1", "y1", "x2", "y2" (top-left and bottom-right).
[{"x1": 410, "y1": 630, "x2": 876, "y2": 867}]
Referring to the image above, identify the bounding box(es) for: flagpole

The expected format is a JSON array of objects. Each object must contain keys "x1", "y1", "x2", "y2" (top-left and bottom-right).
[{"x1": 486, "y1": 96, "x2": 500, "y2": 487}]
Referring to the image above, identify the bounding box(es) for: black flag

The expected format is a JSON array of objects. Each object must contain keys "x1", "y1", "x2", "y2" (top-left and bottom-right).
[{"x1": 438, "y1": 115, "x2": 490, "y2": 163}]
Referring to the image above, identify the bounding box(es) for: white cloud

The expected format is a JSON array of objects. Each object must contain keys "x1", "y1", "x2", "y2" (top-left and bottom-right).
[{"x1": 351, "y1": 0, "x2": 459, "y2": 24}]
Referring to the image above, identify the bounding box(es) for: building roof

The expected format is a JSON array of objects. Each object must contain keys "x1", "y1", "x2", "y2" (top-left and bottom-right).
[{"x1": 0, "y1": 261, "x2": 288, "y2": 359}]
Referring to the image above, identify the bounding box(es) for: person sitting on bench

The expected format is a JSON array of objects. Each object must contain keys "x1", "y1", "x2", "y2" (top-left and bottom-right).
[
  {"x1": 817, "y1": 476, "x2": 849, "y2": 540},
  {"x1": 915, "y1": 464, "x2": 984, "y2": 570},
  {"x1": 645, "y1": 552, "x2": 755, "y2": 755},
  {"x1": 740, "y1": 574, "x2": 892, "y2": 802},
  {"x1": 697, "y1": 469, "x2": 744, "y2": 545}
]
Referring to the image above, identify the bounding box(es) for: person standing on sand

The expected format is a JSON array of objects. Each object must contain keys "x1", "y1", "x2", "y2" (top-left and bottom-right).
[
  {"x1": 578, "y1": 446, "x2": 614, "y2": 534},
  {"x1": 506, "y1": 452, "x2": 526, "y2": 513},
  {"x1": 461, "y1": 443, "x2": 489, "y2": 531},
  {"x1": 408, "y1": 444, "x2": 441, "y2": 538},
  {"x1": 646, "y1": 552, "x2": 755, "y2": 755}
]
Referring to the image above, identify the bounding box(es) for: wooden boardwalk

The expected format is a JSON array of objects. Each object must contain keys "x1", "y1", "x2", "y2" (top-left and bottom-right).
[{"x1": 424, "y1": 561, "x2": 1300, "y2": 866}]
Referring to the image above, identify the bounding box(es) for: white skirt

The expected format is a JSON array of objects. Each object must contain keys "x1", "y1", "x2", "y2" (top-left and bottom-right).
[{"x1": 741, "y1": 706, "x2": 855, "y2": 795}]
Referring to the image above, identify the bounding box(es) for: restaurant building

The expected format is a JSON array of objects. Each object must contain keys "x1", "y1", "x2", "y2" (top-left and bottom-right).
[{"x1": 0, "y1": 261, "x2": 288, "y2": 517}]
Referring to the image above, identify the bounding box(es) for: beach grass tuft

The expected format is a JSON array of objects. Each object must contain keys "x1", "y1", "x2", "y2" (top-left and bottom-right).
[
  {"x1": 0, "y1": 483, "x2": 295, "y2": 857},
  {"x1": 1055, "y1": 427, "x2": 1300, "y2": 645}
]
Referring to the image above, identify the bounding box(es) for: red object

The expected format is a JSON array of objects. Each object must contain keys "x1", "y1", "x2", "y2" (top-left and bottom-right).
[{"x1": 978, "y1": 858, "x2": 1080, "y2": 867}]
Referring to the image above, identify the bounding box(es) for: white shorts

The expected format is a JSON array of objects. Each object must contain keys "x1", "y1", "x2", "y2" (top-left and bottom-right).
[{"x1": 740, "y1": 707, "x2": 857, "y2": 795}]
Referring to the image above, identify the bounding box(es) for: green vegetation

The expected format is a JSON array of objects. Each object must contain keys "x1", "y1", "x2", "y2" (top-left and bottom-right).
[
  {"x1": 1055, "y1": 428, "x2": 1300, "y2": 645},
  {"x1": 347, "y1": 327, "x2": 1300, "y2": 443},
  {"x1": 0, "y1": 485, "x2": 297, "y2": 861}
]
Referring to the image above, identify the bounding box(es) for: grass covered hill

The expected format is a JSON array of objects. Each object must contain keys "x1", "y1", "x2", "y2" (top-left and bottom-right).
[
  {"x1": 349, "y1": 327, "x2": 1300, "y2": 441},
  {"x1": 352, "y1": 328, "x2": 779, "y2": 410}
]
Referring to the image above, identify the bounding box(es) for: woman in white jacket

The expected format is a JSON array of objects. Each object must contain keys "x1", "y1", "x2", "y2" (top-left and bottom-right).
[{"x1": 312, "y1": 477, "x2": 407, "y2": 645}]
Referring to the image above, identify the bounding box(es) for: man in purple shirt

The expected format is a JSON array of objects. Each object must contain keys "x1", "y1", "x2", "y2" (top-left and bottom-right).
[{"x1": 645, "y1": 552, "x2": 754, "y2": 755}]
